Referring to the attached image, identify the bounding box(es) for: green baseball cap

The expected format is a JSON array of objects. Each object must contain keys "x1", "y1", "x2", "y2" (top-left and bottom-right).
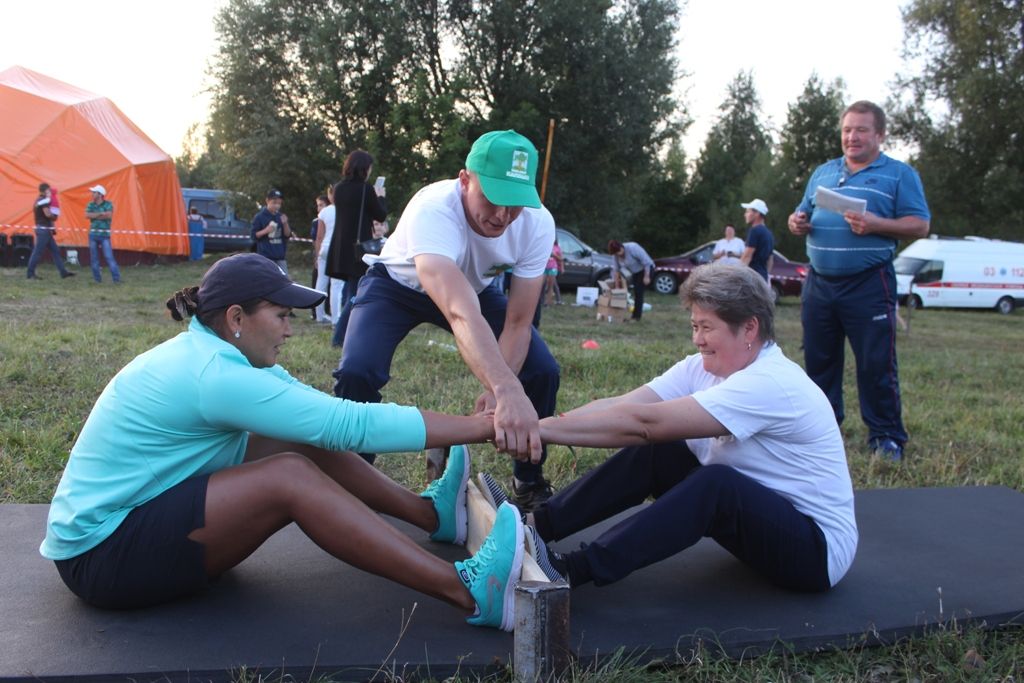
[{"x1": 465, "y1": 130, "x2": 542, "y2": 208}]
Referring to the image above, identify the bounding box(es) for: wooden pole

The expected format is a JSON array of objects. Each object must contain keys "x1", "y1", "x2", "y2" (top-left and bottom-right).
[
  {"x1": 540, "y1": 118, "x2": 555, "y2": 203},
  {"x1": 514, "y1": 581, "x2": 572, "y2": 682}
]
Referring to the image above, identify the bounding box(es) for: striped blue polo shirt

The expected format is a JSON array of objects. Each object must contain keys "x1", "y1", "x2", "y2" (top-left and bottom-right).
[{"x1": 796, "y1": 153, "x2": 930, "y2": 276}]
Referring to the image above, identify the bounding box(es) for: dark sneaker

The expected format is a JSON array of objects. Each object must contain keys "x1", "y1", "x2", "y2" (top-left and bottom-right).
[
  {"x1": 61, "y1": 271, "x2": 75, "y2": 278},
  {"x1": 420, "y1": 444, "x2": 470, "y2": 544},
  {"x1": 455, "y1": 502, "x2": 524, "y2": 631},
  {"x1": 477, "y1": 472, "x2": 510, "y2": 510},
  {"x1": 870, "y1": 437, "x2": 904, "y2": 463},
  {"x1": 524, "y1": 524, "x2": 567, "y2": 584},
  {"x1": 510, "y1": 475, "x2": 554, "y2": 513}
]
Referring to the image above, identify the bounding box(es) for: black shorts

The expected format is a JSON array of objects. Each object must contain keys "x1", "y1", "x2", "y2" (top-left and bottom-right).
[{"x1": 55, "y1": 474, "x2": 211, "y2": 609}]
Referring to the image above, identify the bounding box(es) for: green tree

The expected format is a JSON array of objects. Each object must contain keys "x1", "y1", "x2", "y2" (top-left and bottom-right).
[
  {"x1": 449, "y1": 0, "x2": 683, "y2": 244},
  {"x1": 762, "y1": 73, "x2": 846, "y2": 258},
  {"x1": 630, "y1": 138, "x2": 703, "y2": 256},
  {"x1": 202, "y1": 0, "x2": 470, "y2": 228},
  {"x1": 778, "y1": 74, "x2": 845, "y2": 193},
  {"x1": 889, "y1": 0, "x2": 1024, "y2": 237},
  {"x1": 200, "y1": 0, "x2": 682, "y2": 239},
  {"x1": 175, "y1": 124, "x2": 217, "y2": 189},
  {"x1": 688, "y1": 71, "x2": 772, "y2": 239}
]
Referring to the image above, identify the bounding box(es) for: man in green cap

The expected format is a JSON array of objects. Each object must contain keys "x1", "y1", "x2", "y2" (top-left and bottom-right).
[{"x1": 332, "y1": 130, "x2": 559, "y2": 510}]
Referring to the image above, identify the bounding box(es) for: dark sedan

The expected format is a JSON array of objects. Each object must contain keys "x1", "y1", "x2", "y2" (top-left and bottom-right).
[
  {"x1": 652, "y1": 241, "x2": 808, "y2": 302},
  {"x1": 555, "y1": 228, "x2": 615, "y2": 288}
]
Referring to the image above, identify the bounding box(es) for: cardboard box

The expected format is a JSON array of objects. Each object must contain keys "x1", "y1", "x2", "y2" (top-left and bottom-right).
[
  {"x1": 595, "y1": 304, "x2": 629, "y2": 323},
  {"x1": 576, "y1": 286, "x2": 599, "y2": 307},
  {"x1": 596, "y1": 284, "x2": 629, "y2": 309}
]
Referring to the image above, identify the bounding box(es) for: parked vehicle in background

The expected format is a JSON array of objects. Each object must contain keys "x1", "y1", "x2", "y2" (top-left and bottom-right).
[
  {"x1": 895, "y1": 236, "x2": 1024, "y2": 314},
  {"x1": 652, "y1": 241, "x2": 808, "y2": 302},
  {"x1": 181, "y1": 188, "x2": 254, "y2": 252},
  {"x1": 555, "y1": 227, "x2": 615, "y2": 288}
]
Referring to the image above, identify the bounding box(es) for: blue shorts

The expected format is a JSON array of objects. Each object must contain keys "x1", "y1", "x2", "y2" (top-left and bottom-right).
[{"x1": 54, "y1": 475, "x2": 211, "y2": 609}]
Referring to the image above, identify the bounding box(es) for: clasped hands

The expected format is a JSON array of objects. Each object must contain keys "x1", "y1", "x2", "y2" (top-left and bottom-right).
[{"x1": 474, "y1": 389, "x2": 545, "y2": 464}]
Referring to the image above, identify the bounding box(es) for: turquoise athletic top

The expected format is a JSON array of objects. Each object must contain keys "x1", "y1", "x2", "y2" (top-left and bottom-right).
[{"x1": 41, "y1": 317, "x2": 426, "y2": 560}]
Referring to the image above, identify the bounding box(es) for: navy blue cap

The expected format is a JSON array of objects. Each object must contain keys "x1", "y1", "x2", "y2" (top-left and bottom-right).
[{"x1": 199, "y1": 254, "x2": 325, "y2": 311}]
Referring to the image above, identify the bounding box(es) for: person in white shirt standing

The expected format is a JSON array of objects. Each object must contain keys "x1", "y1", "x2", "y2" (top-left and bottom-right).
[
  {"x1": 331, "y1": 130, "x2": 560, "y2": 511},
  {"x1": 313, "y1": 186, "x2": 343, "y2": 325},
  {"x1": 712, "y1": 224, "x2": 745, "y2": 265}
]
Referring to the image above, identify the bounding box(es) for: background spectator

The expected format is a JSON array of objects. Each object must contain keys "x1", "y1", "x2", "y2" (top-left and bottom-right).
[
  {"x1": 85, "y1": 185, "x2": 121, "y2": 283},
  {"x1": 251, "y1": 189, "x2": 291, "y2": 273},
  {"x1": 607, "y1": 239, "x2": 654, "y2": 321}
]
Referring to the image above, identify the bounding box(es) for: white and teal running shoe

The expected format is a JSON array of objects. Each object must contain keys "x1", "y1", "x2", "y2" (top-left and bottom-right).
[
  {"x1": 420, "y1": 444, "x2": 470, "y2": 545},
  {"x1": 455, "y1": 502, "x2": 524, "y2": 631}
]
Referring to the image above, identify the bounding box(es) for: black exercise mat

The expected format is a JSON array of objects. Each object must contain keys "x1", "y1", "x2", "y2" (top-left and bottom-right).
[{"x1": 2, "y1": 486, "x2": 1023, "y2": 682}]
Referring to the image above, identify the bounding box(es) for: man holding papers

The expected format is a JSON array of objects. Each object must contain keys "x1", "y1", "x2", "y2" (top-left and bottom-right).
[{"x1": 787, "y1": 101, "x2": 930, "y2": 463}]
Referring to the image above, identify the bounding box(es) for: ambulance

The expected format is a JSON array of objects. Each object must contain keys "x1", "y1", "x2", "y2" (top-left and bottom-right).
[{"x1": 894, "y1": 236, "x2": 1024, "y2": 314}]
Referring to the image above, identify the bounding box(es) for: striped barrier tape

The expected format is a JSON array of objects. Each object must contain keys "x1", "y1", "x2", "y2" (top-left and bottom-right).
[{"x1": 0, "y1": 223, "x2": 314, "y2": 244}]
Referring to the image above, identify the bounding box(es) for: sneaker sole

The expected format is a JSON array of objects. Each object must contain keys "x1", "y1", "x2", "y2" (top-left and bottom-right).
[
  {"x1": 500, "y1": 504, "x2": 525, "y2": 632},
  {"x1": 452, "y1": 446, "x2": 470, "y2": 545}
]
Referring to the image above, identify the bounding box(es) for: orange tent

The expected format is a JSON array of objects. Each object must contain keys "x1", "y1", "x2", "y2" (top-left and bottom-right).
[{"x1": 0, "y1": 65, "x2": 187, "y2": 257}]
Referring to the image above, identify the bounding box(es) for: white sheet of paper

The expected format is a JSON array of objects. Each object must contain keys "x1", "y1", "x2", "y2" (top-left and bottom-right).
[{"x1": 815, "y1": 186, "x2": 867, "y2": 215}]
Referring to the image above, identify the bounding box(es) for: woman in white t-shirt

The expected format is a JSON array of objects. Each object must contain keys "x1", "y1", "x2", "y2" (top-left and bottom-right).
[{"x1": 528, "y1": 263, "x2": 858, "y2": 591}]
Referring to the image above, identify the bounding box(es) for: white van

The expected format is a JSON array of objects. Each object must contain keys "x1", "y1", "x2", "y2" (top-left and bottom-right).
[{"x1": 894, "y1": 236, "x2": 1024, "y2": 314}]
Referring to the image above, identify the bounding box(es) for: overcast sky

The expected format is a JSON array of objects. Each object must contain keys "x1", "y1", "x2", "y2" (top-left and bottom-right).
[{"x1": 1, "y1": 0, "x2": 912, "y2": 161}]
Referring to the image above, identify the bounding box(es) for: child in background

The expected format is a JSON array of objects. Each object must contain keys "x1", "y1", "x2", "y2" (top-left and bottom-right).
[
  {"x1": 543, "y1": 238, "x2": 564, "y2": 306},
  {"x1": 48, "y1": 187, "x2": 61, "y2": 217}
]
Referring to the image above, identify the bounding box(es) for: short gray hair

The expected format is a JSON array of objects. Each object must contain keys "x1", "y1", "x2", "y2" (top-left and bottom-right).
[{"x1": 680, "y1": 263, "x2": 775, "y2": 342}]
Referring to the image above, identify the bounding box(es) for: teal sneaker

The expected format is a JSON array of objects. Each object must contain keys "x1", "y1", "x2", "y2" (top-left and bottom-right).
[
  {"x1": 421, "y1": 444, "x2": 470, "y2": 544},
  {"x1": 455, "y1": 502, "x2": 524, "y2": 631}
]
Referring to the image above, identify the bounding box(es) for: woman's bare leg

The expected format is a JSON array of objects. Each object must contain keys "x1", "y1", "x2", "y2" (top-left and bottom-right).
[
  {"x1": 244, "y1": 434, "x2": 437, "y2": 533},
  {"x1": 188, "y1": 452, "x2": 474, "y2": 612}
]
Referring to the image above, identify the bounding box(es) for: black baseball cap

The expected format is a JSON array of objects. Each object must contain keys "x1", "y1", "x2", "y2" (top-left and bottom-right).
[
  {"x1": 198, "y1": 254, "x2": 325, "y2": 311},
  {"x1": 266, "y1": 189, "x2": 283, "y2": 199}
]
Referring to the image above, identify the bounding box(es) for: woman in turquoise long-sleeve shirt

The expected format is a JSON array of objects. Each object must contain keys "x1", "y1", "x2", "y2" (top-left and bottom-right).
[{"x1": 40, "y1": 254, "x2": 525, "y2": 631}]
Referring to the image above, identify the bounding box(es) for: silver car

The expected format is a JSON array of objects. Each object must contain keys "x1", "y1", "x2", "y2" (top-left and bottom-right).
[{"x1": 555, "y1": 228, "x2": 615, "y2": 288}]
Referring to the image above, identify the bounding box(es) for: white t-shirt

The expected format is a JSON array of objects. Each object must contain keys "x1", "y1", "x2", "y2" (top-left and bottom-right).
[
  {"x1": 317, "y1": 205, "x2": 336, "y2": 261},
  {"x1": 714, "y1": 237, "x2": 746, "y2": 265},
  {"x1": 372, "y1": 179, "x2": 555, "y2": 293},
  {"x1": 646, "y1": 343, "x2": 858, "y2": 586}
]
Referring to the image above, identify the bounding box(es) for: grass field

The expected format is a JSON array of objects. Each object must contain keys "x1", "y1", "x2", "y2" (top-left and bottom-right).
[{"x1": 1, "y1": 251, "x2": 1022, "y2": 681}]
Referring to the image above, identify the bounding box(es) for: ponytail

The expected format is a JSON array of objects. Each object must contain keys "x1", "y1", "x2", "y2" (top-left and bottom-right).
[
  {"x1": 166, "y1": 285, "x2": 265, "y2": 339},
  {"x1": 166, "y1": 286, "x2": 200, "y2": 321}
]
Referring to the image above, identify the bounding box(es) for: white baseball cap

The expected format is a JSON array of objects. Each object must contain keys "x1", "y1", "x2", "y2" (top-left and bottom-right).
[
  {"x1": 89, "y1": 185, "x2": 107, "y2": 195},
  {"x1": 740, "y1": 198, "x2": 769, "y2": 215}
]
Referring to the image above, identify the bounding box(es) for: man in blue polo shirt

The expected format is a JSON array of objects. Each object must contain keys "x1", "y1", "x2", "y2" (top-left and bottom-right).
[
  {"x1": 251, "y1": 189, "x2": 291, "y2": 273},
  {"x1": 788, "y1": 100, "x2": 930, "y2": 462}
]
